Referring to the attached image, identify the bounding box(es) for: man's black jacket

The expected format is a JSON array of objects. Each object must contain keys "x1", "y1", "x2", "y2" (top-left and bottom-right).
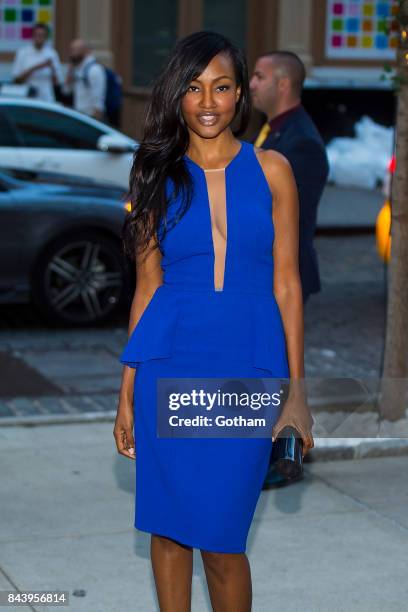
[{"x1": 259, "y1": 106, "x2": 329, "y2": 300}]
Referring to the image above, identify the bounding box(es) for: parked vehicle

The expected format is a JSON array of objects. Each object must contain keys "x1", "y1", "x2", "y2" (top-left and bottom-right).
[
  {"x1": 0, "y1": 97, "x2": 137, "y2": 188},
  {"x1": 0, "y1": 167, "x2": 132, "y2": 326}
]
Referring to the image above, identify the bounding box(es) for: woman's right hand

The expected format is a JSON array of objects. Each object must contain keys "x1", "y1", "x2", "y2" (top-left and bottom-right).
[{"x1": 113, "y1": 401, "x2": 135, "y2": 460}]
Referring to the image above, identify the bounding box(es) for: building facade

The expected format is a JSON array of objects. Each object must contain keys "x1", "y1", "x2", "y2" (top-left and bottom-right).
[{"x1": 0, "y1": 0, "x2": 398, "y2": 139}]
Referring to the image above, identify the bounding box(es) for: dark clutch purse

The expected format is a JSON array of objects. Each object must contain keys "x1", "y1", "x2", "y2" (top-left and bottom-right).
[{"x1": 271, "y1": 425, "x2": 303, "y2": 479}]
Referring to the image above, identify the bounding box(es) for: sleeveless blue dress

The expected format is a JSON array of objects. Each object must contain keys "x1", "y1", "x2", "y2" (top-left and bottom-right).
[{"x1": 119, "y1": 140, "x2": 289, "y2": 553}]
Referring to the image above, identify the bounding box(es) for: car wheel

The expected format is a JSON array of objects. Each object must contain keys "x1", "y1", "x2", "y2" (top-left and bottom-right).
[{"x1": 32, "y1": 231, "x2": 128, "y2": 326}]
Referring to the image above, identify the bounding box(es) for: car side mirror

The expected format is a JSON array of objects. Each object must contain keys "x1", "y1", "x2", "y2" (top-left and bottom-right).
[{"x1": 97, "y1": 134, "x2": 136, "y2": 154}]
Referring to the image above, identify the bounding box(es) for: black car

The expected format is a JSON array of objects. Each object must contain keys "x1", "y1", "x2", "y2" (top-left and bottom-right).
[{"x1": 0, "y1": 167, "x2": 132, "y2": 326}]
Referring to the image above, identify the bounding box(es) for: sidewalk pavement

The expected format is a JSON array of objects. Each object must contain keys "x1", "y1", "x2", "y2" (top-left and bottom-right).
[
  {"x1": 1, "y1": 407, "x2": 408, "y2": 463},
  {"x1": 0, "y1": 421, "x2": 407, "y2": 612}
]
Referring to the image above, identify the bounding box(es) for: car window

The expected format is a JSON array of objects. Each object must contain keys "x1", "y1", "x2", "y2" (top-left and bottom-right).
[
  {"x1": 1, "y1": 105, "x2": 104, "y2": 150},
  {"x1": 0, "y1": 111, "x2": 22, "y2": 147}
]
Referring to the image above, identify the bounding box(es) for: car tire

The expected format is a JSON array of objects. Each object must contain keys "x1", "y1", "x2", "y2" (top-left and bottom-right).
[{"x1": 31, "y1": 230, "x2": 129, "y2": 327}]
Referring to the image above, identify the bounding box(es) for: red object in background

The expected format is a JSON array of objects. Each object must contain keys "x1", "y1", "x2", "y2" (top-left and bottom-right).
[{"x1": 388, "y1": 154, "x2": 396, "y2": 174}]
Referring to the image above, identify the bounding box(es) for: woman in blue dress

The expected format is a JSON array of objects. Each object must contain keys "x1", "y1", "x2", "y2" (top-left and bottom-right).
[{"x1": 113, "y1": 31, "x2": 314, "y2": 611}]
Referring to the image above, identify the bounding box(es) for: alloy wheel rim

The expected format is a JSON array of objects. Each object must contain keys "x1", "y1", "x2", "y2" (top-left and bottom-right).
[{"x1": 44, "y1": 240, "x2": 123, "y2": 323}]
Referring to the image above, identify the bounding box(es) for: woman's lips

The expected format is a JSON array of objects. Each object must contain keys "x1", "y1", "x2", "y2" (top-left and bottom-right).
[{"x1": 197, "y1": 113, "x2": 219, "y2": 126}]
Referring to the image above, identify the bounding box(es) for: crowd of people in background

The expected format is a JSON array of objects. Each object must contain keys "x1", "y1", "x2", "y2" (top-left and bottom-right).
[{"x1": 10, "y1": 21, "x2": 122, "y2": 128}]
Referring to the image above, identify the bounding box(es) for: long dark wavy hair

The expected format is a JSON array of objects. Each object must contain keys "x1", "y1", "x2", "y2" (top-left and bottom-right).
[{"x1": 122, "y1": 30, "x2": 251, "y2": 262}]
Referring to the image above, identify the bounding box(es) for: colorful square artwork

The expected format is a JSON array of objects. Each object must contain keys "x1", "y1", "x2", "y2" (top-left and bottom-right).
[
  {"x1": 21, "y1": 8, "x2": 34, "y2": 21},
  {"x1": 4, "y1": 23, "x2": 16, "y2": 38},
  {"x1": 37, "y1": 7, "x2": 51, "y2": 22},
  {"x1": 346, "y1": 18, "x2": 360, "y2": 32},
  {"x1": 21, "y1": 25, "x2": 32, "y2": 38},
  {"x1": 362, "y1": 35, "x2": 373, "y2": 46},
  {"x1": 326, "y1": 0, "x2": 398, "y2": 59},
  {"x1": 4, "y1": 8, "x2": 18, "y2": 21},
  {"x1": 362, "y1": 3, "x2": 375, "y2": 16},
  {"x1": 0, "y1": 0, "x2": 54, "y2": 51}
]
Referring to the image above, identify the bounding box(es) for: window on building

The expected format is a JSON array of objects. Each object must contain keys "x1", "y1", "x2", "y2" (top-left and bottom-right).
[
  {"x1": 203, "y1": 0, "x2": 247, "y2": 50},
  {"x1": 132, "y1": 0, "x2": 179, "y2": 87}
]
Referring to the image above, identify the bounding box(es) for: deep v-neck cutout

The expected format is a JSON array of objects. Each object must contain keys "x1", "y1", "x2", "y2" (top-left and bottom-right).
[
  {"x1": 203, "y1": 168, "x2": 227, "y2": 291},
  {"x1": 184, "y1": 142, "x2": 246, "y2": 292}
]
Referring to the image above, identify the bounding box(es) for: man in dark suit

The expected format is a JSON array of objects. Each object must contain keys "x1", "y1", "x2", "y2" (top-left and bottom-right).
[{"x1": 250, "y1": 50, "x2": 329, "y2": 488}]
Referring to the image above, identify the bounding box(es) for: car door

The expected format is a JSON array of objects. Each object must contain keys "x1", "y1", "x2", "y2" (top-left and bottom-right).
[
  {"x1": 0, "y1": 109, "x2": 25, "y2": 170},
  {"x1": 0, "y1": 175, "x2": 29, "y2": 300},
  {"x1": 0, "y1": 104, "x2": 131, "y2": 187}
]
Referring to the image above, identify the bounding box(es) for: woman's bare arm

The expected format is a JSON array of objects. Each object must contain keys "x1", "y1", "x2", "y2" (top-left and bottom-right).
[
  {"x1": 258, "y1": 149, "x2": 304, "y2": 379},
  {"x1": 263, "y1": 151, "x2": 304, "y2": 378},
  {"x1": 113, "y1": 233, "x2": 164, "y2": 459},
  {"x1": 256, "y1": 148, "x2": 314, "y2": 453}
]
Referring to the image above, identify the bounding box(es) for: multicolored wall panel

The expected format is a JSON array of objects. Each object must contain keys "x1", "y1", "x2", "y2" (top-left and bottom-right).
[
  {"x1": 0, "y1": 0, "x2": 54, "y2": 52},
  {"x1": 326, "y1": 0, "x2": 399, "y2": 59}
]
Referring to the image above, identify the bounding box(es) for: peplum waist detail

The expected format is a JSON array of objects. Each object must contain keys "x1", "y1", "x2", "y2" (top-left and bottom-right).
[
  {"x1": 119, "y1": 283, "x2": 289, "y2": 377},
  {"x1": 119, "y1": 285, "x2": 182, "y2": 368}
]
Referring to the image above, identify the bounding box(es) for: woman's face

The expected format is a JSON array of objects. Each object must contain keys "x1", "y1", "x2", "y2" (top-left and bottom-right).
[{"x1": 181, "y1": 52, "x2": 241, "y2": 139}]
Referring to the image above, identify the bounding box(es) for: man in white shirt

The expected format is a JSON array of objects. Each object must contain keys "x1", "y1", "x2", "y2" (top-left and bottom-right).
[
  {"x1": 11, "y1": 22, "x2": 63, "y2": 103},
  {"x1": 64, "y1": 39, "x2": 107, "y2": 121}
]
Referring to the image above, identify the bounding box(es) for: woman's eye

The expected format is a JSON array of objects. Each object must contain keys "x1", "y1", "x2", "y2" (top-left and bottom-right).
[{"x1": 187, "y1": 84, "x2": 231, "y2": 93}]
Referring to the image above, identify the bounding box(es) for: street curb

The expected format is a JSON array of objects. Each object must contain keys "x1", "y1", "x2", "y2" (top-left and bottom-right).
[
  {"x1": 0, "y1": 411, "x2": 117, "y2": 427},
  {"x1": 1, "y1": 412, "x2": 408, "y2": 463},
  {"x1": 305, "y1": 439, "x2": 408, "y2": 462}
]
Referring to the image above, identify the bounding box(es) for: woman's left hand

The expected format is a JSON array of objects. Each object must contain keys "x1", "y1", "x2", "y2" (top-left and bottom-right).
[{"x1": 271, "y1": 395, "x2": 315, "y2": 457}]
